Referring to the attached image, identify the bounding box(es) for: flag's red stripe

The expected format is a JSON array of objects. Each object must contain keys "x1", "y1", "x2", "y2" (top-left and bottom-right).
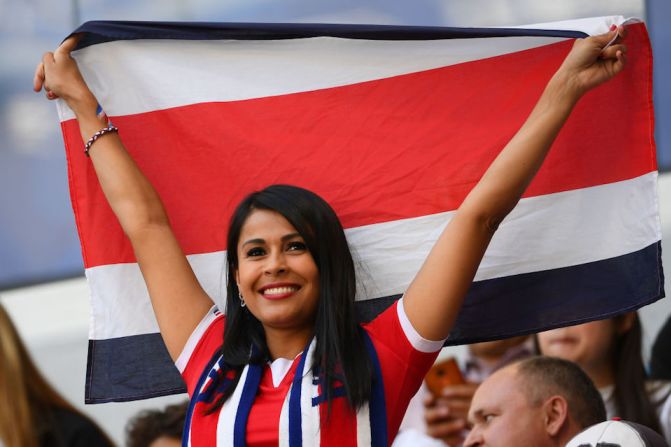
[{"x1": 63, "y1": 23, "x2": 654, "y2": 268}]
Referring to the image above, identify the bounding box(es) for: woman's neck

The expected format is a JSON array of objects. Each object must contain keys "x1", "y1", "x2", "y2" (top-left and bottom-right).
[
  {"x1": 584, "y1": 363, "x2": 616, "y2": 389},
  {"x1": 264, "y1": 326, "x2": 314, "y2": 360}
]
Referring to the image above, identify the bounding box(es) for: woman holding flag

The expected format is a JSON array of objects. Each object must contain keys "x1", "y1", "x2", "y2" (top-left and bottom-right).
[{"x1": 34, "y1": 25, "x2": 626, "y2": 446}]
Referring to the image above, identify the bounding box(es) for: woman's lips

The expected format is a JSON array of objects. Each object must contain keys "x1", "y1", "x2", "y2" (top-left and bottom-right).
[{"x1": 259, "y1": 284, "x2": 300, "y2": 300}]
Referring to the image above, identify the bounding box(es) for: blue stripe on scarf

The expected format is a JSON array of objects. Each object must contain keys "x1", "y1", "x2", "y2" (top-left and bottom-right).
[
  {"x1": 182, "y1": 351, "x2": 224, "y2": 447},
  {"x1": 311, "y1": 385, "x2": 347, "y2": 406},
  {"x1": 183, "y1": 334, "x2": 387, "y2": 446},
  {"x1": 363, "y1": 331, "x2": 388, "y2": 447},
  {"x1": 289, "y1": 342, "x2": 311, "y2": 447},
  {"x1": 234, "y1": 361, "x2": 263, "y2": 447},
  {"x1": 196, "y1": 357, "x2": 234, "y2": 404}
]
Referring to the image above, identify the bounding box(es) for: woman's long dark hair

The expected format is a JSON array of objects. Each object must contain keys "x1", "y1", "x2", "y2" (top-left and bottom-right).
[
  {"x1": 611, "y1": 314, "x2": 661, "y2": 433},
  {"x1": 209, "y1": 185, "x2": 372, "y2": 414}
]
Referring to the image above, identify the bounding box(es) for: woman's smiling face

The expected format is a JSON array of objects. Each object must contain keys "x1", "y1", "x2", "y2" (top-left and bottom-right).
[
  {"x1": 537, "y1": 319, "x2": 616, "y2": 372},
  {"x1": 235, "y1": 209, "x2": 320, "y2": 333}
]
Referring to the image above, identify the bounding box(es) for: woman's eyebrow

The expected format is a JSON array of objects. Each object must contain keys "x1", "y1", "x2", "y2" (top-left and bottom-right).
[
  {"x1": 241, "y1": 238, "x2": 265, "y2": 247},
  {"x1": 241, "y1": 233, "x2": 300, "y2": 247},
  {"x1": 281, "y1": 232, "x2": 301, "y2": 241}
]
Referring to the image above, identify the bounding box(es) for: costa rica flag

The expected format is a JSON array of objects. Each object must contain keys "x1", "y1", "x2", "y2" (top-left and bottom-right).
[{"x1": 55, "y1": 16, "x2": 664, "y2": 403}]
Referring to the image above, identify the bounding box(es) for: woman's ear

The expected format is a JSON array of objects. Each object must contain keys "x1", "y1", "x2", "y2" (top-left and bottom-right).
[{"x1": 615, "y1": 312, "x2": 636, "y2": 335}]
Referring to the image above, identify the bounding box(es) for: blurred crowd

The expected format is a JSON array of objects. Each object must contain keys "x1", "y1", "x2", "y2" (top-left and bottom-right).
[
  {"x1": 395, "y1": 313, "x2": 671, "y2": 446},
  {"x1": 1, "y1": 301, "x2": 670, "y2": 446}
]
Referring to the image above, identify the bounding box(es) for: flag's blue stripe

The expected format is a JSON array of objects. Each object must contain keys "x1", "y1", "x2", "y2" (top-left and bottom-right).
[
  {"x1": 85, "y1": 332, "x2": 186, "y2": 404},
  {"x1": 85, "y1": 241, "x2": 664, "y2": 403},
  {"x1": 68, "y1": 21, "x2": 587, "y2": 50},
  {"x1": 357, "y1": 241, "x2": 665, "y2": 345}
]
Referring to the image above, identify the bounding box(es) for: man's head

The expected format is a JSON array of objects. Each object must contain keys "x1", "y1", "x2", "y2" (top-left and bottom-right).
[
  {"x1": 126, "y1": 401, "x2": 188, "y2": 447},
  {"x1": 464, "y1": 356, "x2": 606, "y2": 447}
]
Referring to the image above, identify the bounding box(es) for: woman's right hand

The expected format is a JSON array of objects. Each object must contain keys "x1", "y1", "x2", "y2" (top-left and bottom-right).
[
  {"x1": 554, "y1": 25, "x2": 627, "y2": 99},
  {"x1": 33, "y1": 35, "x2": 98, "y2": 117}
]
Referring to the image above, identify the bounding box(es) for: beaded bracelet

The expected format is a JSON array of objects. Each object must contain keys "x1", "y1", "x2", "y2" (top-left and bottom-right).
[{"x1": 84, "y1": 125, "x2": 119, "y2": 157}]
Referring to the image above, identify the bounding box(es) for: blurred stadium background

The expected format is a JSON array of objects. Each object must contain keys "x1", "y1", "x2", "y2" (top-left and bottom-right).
[{"x1": 1, "y1": 0, "x2": 669, "y2": 443}]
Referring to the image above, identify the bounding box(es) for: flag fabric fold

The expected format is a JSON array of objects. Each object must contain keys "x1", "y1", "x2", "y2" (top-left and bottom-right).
[{"x1": 56, "y1": 16, "x2": 664, "y2": 403}]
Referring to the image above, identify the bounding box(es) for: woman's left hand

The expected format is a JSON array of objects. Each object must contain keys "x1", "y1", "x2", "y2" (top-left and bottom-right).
[
  {"x1": 33, "y1": 34, "x2": 98, "y2": 116},
  {"x1": 557, "y1": 25, "x2": 627, "y2": 97}
]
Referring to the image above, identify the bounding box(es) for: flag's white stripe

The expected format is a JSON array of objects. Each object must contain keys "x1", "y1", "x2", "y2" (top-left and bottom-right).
[
  {"x1": 352, "y1": 172, "x2": 660, "y2": 297},
  {"x1": 57, "y1": 34, "x2": 569, "y2": 121},
  {"x1": 86, "y1": 172, "x2": 660, "y2": 340},
  {"x1": 86, "y1": 249, "x2": 225, "y2": 339},
  {"x1": 59, "y1": 16, "x2": 628, "y2": 122},
  {"x1": 511, "y1": 15, "x2": 632, "y2": 34}
]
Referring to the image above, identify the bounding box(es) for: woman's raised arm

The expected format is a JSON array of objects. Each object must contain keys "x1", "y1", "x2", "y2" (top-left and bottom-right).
[
  {"x1": 34, "y1": 36, "x2": 213, "y2": 361},
  {"x1": 403, "y1": 27, "x2": 628, "y2": 341}
]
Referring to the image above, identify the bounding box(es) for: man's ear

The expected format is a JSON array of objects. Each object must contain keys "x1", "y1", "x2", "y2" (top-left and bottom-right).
[{"x1": 543, "y1": 395, "x2": 570, "y2": 437}]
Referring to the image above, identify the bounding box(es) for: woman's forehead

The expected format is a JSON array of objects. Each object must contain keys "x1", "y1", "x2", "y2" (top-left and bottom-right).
[{"x1": 239, "y1": 209, "x2": 299, "y2": 242}]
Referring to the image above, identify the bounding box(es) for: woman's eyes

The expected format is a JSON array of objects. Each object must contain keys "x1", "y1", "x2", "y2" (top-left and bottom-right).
[
  {"x1": 287, "y1": 241, "x2": 307, "y2": 251},
  {"x1": 245, "y1": 241, "x2": 306, "y2": 257},
  {"x1": 246, "y1": 247, "x2": 266, "y2": 257}
]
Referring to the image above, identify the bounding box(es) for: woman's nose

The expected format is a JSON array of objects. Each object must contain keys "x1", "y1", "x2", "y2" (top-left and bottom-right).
[{"x1": 264, "y1": 250, "x2": 287, "y2": 275}]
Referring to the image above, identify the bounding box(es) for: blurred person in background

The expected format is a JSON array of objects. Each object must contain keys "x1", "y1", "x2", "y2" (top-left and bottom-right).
[
  {"x1": 650, "y1": 316, "x2": 671, "y2": 380},
  {"x1": 125, "y1": 401, "x2": 188, "y2": 447},
  {"x1": 464, "y1": 356, "x2": 606, "y2": 447},
  {"x1": 566, "y1": 419, "x2": 670, "y2": 447},
  {"x1": 0, "y1": 303, "x2": 114, "y2": 447},
  {"x1": 395, "y1": 335, "x2": 532, "y2": 446},
  {"x1": 538, "y1": 313, "x2": 671, "y2": 443}
]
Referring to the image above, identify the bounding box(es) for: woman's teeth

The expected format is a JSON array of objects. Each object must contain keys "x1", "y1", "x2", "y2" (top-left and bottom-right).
[{"x1": 264, "y1": 286, "x2": 298, "y2": 296}]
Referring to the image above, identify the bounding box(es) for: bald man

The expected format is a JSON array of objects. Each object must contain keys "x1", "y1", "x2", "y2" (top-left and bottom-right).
[{"x1": 465, "y1": 356, "x2": 606, "y2": 447}]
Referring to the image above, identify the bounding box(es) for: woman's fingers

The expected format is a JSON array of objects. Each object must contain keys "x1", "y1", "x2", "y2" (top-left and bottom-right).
[
  {"x1": 615, "y1": 24, "x2": 628, "y2": 40},
  {"x1": 601, "y1": 44, "x2": 627, "y2": 60},
  {"x1": 33, "y1": 62, "x2": 45, "y2": 92},
  {"x1": 35, "y1": 33, "x2": 96, "y2": 111},
  {"x1": 601, "y1": 43, "x2": 627, "y2": 59},
  {"x1": 600, "y1": 43, "x2": 627, "y2": 77},
  {"x1": 41, "y1": 51, "x2": 55, "y2": 67},
  {"x1": 596, "y1": 25, "x2": 627, "y2": 53},
  {"x1": 613, "y1": 49, "x2": 627, "y2": 74},
  {"x1": 54, "y1": 34, "x2": 81, "y2": 60},
  {"x1": 589, "y1": 28, "x2": 620, "y2": 49},
  {"x1": 36, "y1": 51, "x2": 62, "y2": 99}
]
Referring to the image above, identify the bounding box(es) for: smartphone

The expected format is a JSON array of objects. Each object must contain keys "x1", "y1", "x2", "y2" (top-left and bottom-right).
[{"x1": 425, "y1": 357, "x2": 465, "y2": 396}]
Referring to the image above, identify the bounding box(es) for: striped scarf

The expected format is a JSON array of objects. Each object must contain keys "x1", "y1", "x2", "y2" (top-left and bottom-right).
[{"x1": 182, "y1": 331, "x2": 387, "y2": 446}]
